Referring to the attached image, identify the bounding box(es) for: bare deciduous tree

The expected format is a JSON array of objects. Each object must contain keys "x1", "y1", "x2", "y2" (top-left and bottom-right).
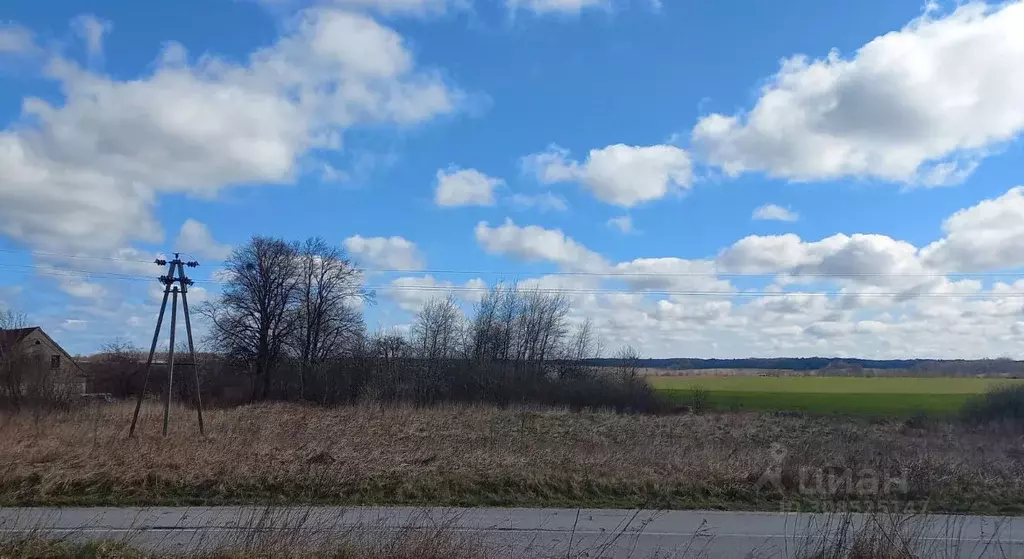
[
  {"x1": 179, "y1": 236, "x2": 659, "y2": 411},
  {"x1": 567, "y1": 318, "x2": 602, "y2": 362},
  {"x1": 412, "y1": 295, "x2": 465, "y2": 404},
  {"x1": 98, "y1": 338, "x2": 142, "y2": 397},
  {"x1": 0, "y1": 308, "x2": 28, "y2": 407},
  {"x1": 470, "y1": 284, "x2": 501, "y2": 362},
  {"x1": 202, "y1": 236, "x2": 300, "y2": 401},
  {"x1": 614, "y1": 345, "x2": 642, "y2": 381},
  {"x1": 514, "y1": 289, "x2": 569, "y2": 364},
  {"x1": 468, "y1": 284, "x2": 570, "y2": 367},
  {"x1": 0, "y1": 309, "x2": 27, "y2": 331},
  {"x1": 293, "y1": 237, "x2": 371, "y2": 398},
  {"x1": 413, "y1": 295, "x2": 463, "y2": 363},
  {"x1": 375, "y1": 332, "x2": 408, "y2": 359},
  {"x1": 100, "y1": 338, "x2": 141, "y2": 359}
]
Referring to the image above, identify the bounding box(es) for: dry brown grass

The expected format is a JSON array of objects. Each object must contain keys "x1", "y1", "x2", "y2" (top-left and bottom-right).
[
  {"x1": 0, "y1": 508, "x2": 1002, "y2": 559},
  {"x1": 792, "y1": 510, "x2": 1009, "y2": 559},
  {"x1": 0, "y1": 526, "x2": 485, "y2": 559},
  {"x1": 1, "y1": 402, "x2": 1023, "y2": 511}
]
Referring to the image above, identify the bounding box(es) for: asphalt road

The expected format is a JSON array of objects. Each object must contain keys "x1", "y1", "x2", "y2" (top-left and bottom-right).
[{"x1": 0, "y1": 506, "x2": 1022, "y2": 558}]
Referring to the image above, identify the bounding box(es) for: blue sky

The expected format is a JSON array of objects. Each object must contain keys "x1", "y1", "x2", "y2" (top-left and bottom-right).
[{"x1": 2, "y1": 0, "x2": 1024, "y2": 358}]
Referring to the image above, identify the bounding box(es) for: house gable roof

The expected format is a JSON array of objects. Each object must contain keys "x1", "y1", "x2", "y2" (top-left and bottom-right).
[
  {"x1": 0, "y1": 326, "x2": 84, "y2": 375},
  {"x1": 0, "y1": 327, "x2": 37, "y2": 350}
]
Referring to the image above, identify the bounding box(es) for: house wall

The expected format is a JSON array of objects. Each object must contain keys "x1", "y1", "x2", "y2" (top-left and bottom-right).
[{"x1": 11, "y1": 331, "x2": 86, "y2": 394}]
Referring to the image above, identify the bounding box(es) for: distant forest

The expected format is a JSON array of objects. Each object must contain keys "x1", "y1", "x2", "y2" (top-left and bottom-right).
[{"x1": 588, "y1": 357, "x2": 1024, "y2": 377}]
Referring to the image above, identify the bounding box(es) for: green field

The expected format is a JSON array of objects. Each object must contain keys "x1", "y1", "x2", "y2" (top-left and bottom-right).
[{"x1": 650, "y1": 376, "x2": 1024, "y2": 416}]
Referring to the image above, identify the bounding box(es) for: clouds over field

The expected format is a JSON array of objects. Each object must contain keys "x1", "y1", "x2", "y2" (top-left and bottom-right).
[
  {"x1": 385, "y1": 185, "x2": 1024, "y2": 359},
  {"x1": 5, "y1": 1, "x2": 1024, "y2": 359}
]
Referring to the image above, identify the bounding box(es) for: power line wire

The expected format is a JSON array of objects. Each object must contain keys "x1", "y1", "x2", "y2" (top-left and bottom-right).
[
  {"x1": 0, "y1": 247, "x2": 156, "y2": 264},
  {"x1": 358, "y1": 266, "x2": 1024, "y2": 276},
  {"x1": 361, "y1": 285, "x2": 1024, "y2": 299},
  {"x1": 0, "y1": 263, "x2": 159, "y2": 281},
  {"x1": 2, "y1": 247, "x2": 1024, "y2": 278},
  {"x1": 1, "y1": 264, "x2": 1022, "y2": 299},
  {"x1": 3, "y1": 256, "x2": 1024, "y2": 280}
]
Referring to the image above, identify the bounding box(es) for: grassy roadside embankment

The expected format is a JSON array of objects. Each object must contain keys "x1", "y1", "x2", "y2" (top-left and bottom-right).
[{"x1": 2, "y1": 402, "x2": 1024, "y2": 513}]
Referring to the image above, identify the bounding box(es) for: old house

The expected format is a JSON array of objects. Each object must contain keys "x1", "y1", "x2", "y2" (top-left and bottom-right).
[{"x1": 0, "y1": 327, "x2": 87, "y2": 396}]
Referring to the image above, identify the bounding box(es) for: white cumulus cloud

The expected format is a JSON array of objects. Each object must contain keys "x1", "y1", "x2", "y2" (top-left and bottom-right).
[
  {"x1": 174, "y1": 219, "x2": 232, "y2": 261},
  {"x1": 330, "y1": 0, "x2": 468, "y2": 16},
  {"x1": 523, "y1": 143, "x2": 692, "y2": 207},
  {"x1": 718, "y1": 233, "x2": 928, "y2": 287},
  {"x1": 612, "y1": 257, "x2": 733, "y2": 294},
  {"x1": 387, "y1": 275, "x2": 485, "y2": 312},
  {"x1": 692, "y1": 2, "x2": 1024, "y2": 186},
  {"x1": 606, "y1": 215, "x2": 633, "y2": 233},
  {"x1": 0, "y1": 9, "x2": 462, "y2": 255},
  {"x1": 506, "y1": 0, "x2": 609, "y2": 15},
  {"x1": 435, "y1": 167, "x2": 503, "y2": 207},
  {"x1": 508, "y1": 192, "x2": 568, "y2": 212},
  {"x1": 921, "y1": 186, "x2": 1024, "y2": 272},
  {"x1": 344, "y1": 235, "x2": 424, "y2": 270},
  {"x1": 752, "y1": 204, "x2": 798, "y2": 222},
  {"x1": 71, "y1": 14, "x2": 112, "y2": 60},
  {"x1": 0, "y1": 22, "x2": 35, "y2": 54},
  {"x1": 475, "y1": 218, "x2": 608, "y2": 272}
]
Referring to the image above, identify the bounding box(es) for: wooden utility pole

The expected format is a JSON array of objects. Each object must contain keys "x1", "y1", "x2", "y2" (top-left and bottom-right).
[{"x1": 129, "y1": 254, "x2": 205, "y2": 438}]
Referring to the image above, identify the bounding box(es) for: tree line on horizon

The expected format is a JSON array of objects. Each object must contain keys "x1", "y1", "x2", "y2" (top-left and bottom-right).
[
  {"x1": 593, "y1": 357, "x2": 1024, "y2": 377},
  {"x1": 87, "y1": 235, "x2": 658, "y2": 412}
]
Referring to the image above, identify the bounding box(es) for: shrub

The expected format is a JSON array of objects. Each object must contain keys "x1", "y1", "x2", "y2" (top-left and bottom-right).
[
  {"x1": 551, "y1": 366, "x2": 667, "y2": 413},
  {"x1": 901, "y1": 411, "x2": 932, "y2": 431},
  {"x1": 961, "y1": 385, "x2": 1024, "y2": 424},
  {"x1": 690, "y1": 386, "x2": 710, "y2": 414}
]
